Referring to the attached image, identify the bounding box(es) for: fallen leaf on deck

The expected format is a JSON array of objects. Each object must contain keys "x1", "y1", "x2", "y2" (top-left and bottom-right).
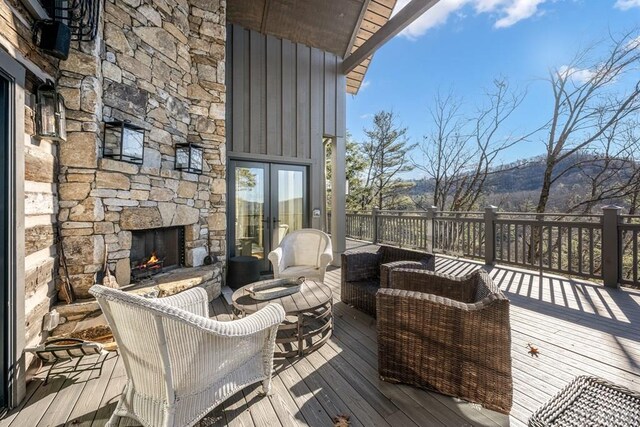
[
  {"x1": 333, "y1": 414, "x2": 351, "y2": 426},
  {"x1": 527, "y1": 343, "x2": 540, "y2": 357}
]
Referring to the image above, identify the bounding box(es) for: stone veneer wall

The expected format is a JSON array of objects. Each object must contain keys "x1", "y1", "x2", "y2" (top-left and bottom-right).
[{"x1": 57, "y1": 0, "x2": 227, "y2": 299}]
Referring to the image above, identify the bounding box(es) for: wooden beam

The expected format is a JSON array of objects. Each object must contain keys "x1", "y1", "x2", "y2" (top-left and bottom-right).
[
  {"x1": 260, "y1": 0, "x2": 271, "y2": 34},
  {"x1": 344, "y1": 0, "x2": 372, "y2": 58},
  {"x1": 20, "y1": 0, "x2": 49, "y2": 19},
  {"x1": 341, "y1": 0, "x2": 439, "y2": 74}
]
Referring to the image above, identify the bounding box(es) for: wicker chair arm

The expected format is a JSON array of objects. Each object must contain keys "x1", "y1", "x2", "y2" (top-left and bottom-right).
[
  {"x1": 342, "y1": 250, "x2": 381, "y2": 281},
  {"x1": 380, "y1": 261, "x2": 428, "y2": 289},
  {"x1": 319, "y1": 243, "x2": 333, "y2": 269},
  {"x1": 387, "y1": 269, "x2": 478, "y2": 303},
  {"x1": 268, "y1": 247, "x2": 284, "y2": 275},
  {"x1": 194, "y1": 303, "x2": 286, "y2": 337},
  {"x1": 377, "y1": 287, "x2": 474, "y2": 311},
  {"x1": 157, "y1": 287, "x2": 210, "y2": 317}
]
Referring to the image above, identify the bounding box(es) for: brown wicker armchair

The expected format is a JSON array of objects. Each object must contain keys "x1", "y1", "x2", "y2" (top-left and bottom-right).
[
  {"x1": 376, "y1": 269, "x2": 512, "y2": 414},
  {"x1": 340, "y1": 245, "x2": 435, "y2": 317}
]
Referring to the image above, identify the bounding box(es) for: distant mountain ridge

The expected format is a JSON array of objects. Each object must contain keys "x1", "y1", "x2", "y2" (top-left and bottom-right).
[{"x1": 407, "y1": 152, "x2": 636, "y2": 211}]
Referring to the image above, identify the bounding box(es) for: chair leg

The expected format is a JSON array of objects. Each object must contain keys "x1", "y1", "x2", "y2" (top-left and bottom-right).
[
  {"x1": 105, "y1": 413, "x2": 122, "y2": 427},
  {"x1": 260, "y1": 377, "x2": 273, "y2": 396}
]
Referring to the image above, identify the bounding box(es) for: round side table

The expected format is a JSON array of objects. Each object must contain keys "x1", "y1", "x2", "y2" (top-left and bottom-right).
[{"x1": 231, "y1": 279, "x2": 333, "y2": 358}]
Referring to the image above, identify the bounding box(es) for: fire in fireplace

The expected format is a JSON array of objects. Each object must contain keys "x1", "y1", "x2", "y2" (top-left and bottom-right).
[{"x1": 130, "y1": 227, "x2": 185, "y2": 282}]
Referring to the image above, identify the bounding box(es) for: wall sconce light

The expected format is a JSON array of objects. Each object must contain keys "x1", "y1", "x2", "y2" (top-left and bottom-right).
[
  {"x1": 103, "y1": 120, "x2": 145, "y2": 164},
  {"x1": 35, "y1": 80, "x2": 67, "y2": 141},
  {"x1": 175, "y1": 143, "x2": 204, "y2": 174}
]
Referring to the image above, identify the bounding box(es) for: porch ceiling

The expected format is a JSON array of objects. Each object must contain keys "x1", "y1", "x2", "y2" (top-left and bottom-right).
[{"x1": 226, "y1": 0, "x2": 397, "y2": 94}]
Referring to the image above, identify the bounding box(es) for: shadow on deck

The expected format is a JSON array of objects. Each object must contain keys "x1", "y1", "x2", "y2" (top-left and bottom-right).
[{"x1": 2, "y1": 241, "x2": 640, "y2": 427}]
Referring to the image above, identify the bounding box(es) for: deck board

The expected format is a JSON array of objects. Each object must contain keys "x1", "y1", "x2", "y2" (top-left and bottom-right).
[{"x1": 3, "y1": 240, "x2": 640, "y2": 427}]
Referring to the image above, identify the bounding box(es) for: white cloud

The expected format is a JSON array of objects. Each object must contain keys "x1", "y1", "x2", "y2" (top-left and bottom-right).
[
  {"x1": 359, "y1": 113, "x2": 374, "y2": 119},
  {"x1": 394, "y1": 0, "x2": 550, "y2": 40},
  {"x1": 395, "y1": 0, "x2": 470, "y2": 40},
  {"x1": 614, "y1": 0, "x2": 640, "y2": 10},
  {"x1": 493, "y1": 0, "x2": 546, "y2": 28},
  {"x1": 360, "y1": 80, "x2": 372, "y2": 90},
  {"x1": 558, "y1": 65, "x2": 596, "y2": 84}
]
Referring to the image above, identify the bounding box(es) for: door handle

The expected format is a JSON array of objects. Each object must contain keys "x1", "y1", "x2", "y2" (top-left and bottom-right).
[
  {"x1": 262, "y1": 216, "x2": 270, "y2": 223},
  {"x1": 273, "y1": 218, "x2": 280, "y2": 224}
]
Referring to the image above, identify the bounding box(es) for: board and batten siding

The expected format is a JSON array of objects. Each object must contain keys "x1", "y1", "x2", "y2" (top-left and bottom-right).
[
  {"x1": 226, "y1": 23, "x2": 347, "y2": 234},
  {"x1": 227, "y1": 24, "x2": 346, "y2": 158}
]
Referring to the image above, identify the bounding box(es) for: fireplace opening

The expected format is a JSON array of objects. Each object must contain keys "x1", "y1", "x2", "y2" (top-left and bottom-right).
[{"x1": 130, "y1": 227, "x2": 185, "y2": 282}]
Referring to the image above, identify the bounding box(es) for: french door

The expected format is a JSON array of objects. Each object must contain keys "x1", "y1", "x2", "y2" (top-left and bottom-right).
[
  {"x1": 0, "y1": 70, "x2": 10, "y2": 411},
  {"x1": 229, "y1": 161, "x2": 308, "y2": 272}
]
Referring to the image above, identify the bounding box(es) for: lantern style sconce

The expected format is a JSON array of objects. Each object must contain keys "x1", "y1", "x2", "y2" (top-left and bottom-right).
[
  {"x1": 35, "y1": 81, "x2": 67, "y2": 141},
  {"x1": 103, "y1": 120, "x2": 145, "y2": 164},
  {"x1": 175, "y1": 143, "x2": 204, "y2": 174}
]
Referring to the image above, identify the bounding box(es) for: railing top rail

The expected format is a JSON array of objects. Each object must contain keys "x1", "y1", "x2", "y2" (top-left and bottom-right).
[
  {"x1": 496, "y1": 212, "x2": 603, "y2": 218},
  {"x1": 494, "y1": 218, "x2": 602, "y2": 227},
  {"x1": 434, "y1": 216, "x2": 484, "y2": 222},
  {"x1": 437, "y1": 211, "x2": 484, "y2": 215}
]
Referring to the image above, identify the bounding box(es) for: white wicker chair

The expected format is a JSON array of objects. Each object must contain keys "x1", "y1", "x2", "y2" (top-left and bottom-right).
[
  {"x1": 268, "y1": 228, "x2": 333, "y2": 282},
  {"x1": 89, "y1": 285, "x2": 285, "y2": 427}
]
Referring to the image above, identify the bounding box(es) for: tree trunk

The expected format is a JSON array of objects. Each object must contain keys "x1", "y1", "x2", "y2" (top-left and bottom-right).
[{"x1": 536, "y1": 158, "x2": 556, "y2": 214}]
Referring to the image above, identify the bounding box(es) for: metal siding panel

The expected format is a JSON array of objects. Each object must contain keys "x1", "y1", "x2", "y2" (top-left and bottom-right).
[
  {"x1": 266, "y1": 35, "x2": 282, "y2": 156},
  {"x1": 336, "y1": 62, "x2": 347, "y2": 138},
  {"x1": 231, "y1": 25, "x2": 244, "y2": 153},
  {"x1": 323, "y1": 53, "x2": 337, "y2": 137},
  {"x1": 310, "y1": 47, "x2": 323, "y2": 156},
  {"x1": 249, "y1": 30, "x2": 266, "y2": 154},
  {"x1": 281, "y1": 39, "x2": 296, "y2": 158},
  {"x1": 295, "y1": 44, "x2": 311, "y2": 159}
]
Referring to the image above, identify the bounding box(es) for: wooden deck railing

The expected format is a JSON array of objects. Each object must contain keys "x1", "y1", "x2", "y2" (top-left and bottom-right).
[{"x1": 340, "y1": 206, "x2": 640, "y2": 288}]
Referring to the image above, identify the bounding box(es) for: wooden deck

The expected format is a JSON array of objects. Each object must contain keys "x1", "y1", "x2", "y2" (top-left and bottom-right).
[{"x1": 3, "y1": 241, "x2": 640, "y2": 427}]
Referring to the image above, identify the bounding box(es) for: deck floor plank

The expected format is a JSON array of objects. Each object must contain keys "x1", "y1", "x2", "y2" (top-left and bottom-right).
[{"x1": 3, "y1": 242, "x2": 640, "y2": 427}]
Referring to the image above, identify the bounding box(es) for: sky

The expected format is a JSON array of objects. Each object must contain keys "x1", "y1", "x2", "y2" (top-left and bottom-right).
[{"x1": 346, "y1": 0, "x2": 640, "y2": 179}]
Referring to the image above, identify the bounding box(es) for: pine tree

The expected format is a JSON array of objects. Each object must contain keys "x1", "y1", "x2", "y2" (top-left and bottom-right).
[{"x1": 360, "y1": 111, "x2": 416, "y2": 210}]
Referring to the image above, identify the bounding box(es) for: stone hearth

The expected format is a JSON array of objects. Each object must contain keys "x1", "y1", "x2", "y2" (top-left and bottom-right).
[{"x1": 50, "y1": 265, "x2": 222, "y2": 343}]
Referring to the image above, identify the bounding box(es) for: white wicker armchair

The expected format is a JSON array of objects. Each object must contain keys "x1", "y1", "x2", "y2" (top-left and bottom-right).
[
  {"x1": 89, "y1": 285, "x2": 285, "y2": 427},
  {"x1": 268, "y1": 228, "x2": 333, "y2": 282}
]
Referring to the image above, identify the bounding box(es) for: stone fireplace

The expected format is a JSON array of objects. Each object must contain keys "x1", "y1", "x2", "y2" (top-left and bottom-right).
[
  {"x1": 130, "y1": 227, "x2": 185, "y2": 282},
  {"x1": 55, "y1": 0, "x2": 228, "y2": 301}
]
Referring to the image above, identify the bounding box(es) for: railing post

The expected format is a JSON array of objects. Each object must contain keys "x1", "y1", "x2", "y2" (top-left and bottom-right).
[
  {"x1": 372, "y1": 207, "x2": 379, "y2": 244},
  {"x1": 602, "y1": 205, "x2": 622, "y2": 289},
  {"x1": 425, "y1": 206, "x2": 437, "y2": 253},
  {"x1": 484, "y1": 206, "x2": 497, "y2": 265}
]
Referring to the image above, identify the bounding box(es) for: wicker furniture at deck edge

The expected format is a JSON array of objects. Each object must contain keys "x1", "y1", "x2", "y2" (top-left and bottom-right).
[
  {"x1": 529, "y1": 376, "x2": 640, "y2": 426},
  {"x1": 340, "y1": 245, "x2": 435, "y2": 316},
  {"x1": 90, "y1": 285, "x2": 285, "y2": 427},
  {"x1": 376, "y1": 269, "x2": 513, "y2": 414}
]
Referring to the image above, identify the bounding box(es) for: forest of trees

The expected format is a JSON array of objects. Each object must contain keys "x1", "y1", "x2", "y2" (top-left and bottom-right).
[{"x1": 346, "y1": 30, "x2": 640, "y2": 214}]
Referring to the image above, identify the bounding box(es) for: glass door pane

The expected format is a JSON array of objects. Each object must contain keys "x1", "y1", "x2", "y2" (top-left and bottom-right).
[
  {"x1": 272, "y1": 164, "x2": 307, "y2": 247},
  {"x1": 232, "y1": 162, "x2": 269, "y2": 271}
]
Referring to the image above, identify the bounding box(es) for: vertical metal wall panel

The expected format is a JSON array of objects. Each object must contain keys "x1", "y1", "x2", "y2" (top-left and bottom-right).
[
  {"x1": 295, "y1": 44, "x2": 310, "y2": 159},
  {"x1": 266, "y1": 35, "x2": 282, "y2": 156},
  {"x1": 336, "y1": 69, "x2": 346, "y2": 138},
  {"x1": 228, "y1": 24, "x2": 346, "y2": 159},
  {"x1": 249, "y1": 29, "x2": 266, "y2": 154},
  {"x1": 323, "y1": 53, "x2": 337, "y2": 137},
  {"x1": 281, "y1": 39, "x2": 296, "y2": 158},
  {"x1": 231, "y1": 25, "x2": 244, "y2": 152}
]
